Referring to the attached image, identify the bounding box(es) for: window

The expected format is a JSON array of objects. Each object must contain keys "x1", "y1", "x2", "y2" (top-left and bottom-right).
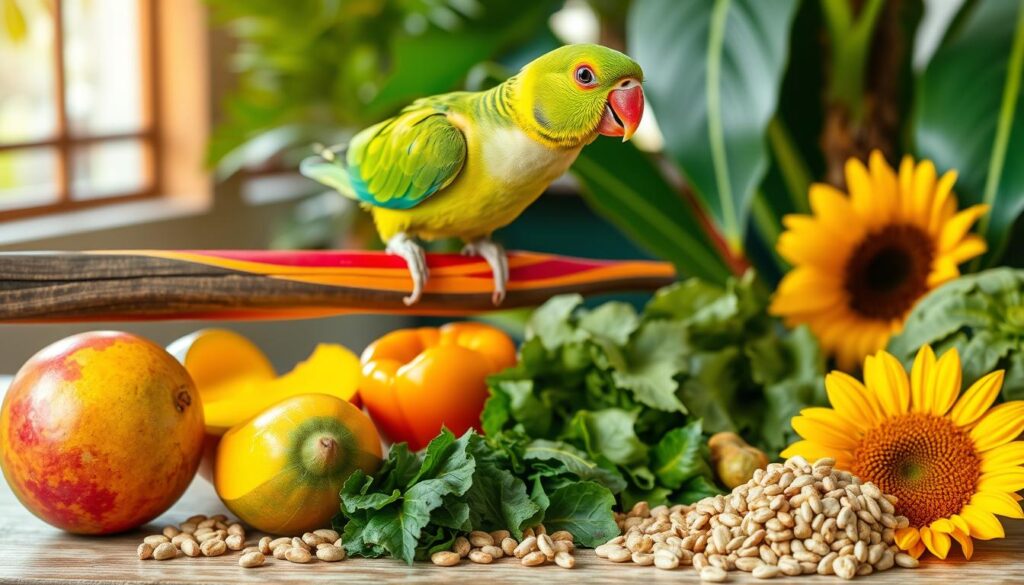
[{"x1": 0, "y1": 0, "x2": 207, "y2": 223}]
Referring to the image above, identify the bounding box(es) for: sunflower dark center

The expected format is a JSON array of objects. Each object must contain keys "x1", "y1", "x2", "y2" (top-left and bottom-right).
[
  {"x1": 844, "y1": 224, "x2": 934, "y2": 320},
  {"x1": 853, "y1": 413, "x2": 980, "y2": 527}
]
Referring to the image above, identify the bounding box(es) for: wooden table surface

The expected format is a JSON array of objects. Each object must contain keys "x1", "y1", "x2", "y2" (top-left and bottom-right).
[
  {"x1": 0, "y1": 478, "x2": 1021, "y2": 585},
  {"x1": 0, "y1": 379, "x2": 1022, "y2": 584}
]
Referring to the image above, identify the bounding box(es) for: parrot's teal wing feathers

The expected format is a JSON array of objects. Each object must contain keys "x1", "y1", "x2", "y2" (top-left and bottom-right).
[{"x1": 300, "y1": 101, "x2": 467, "y2": 210}]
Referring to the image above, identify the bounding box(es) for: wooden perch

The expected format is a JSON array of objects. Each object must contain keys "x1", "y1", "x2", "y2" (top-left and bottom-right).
[{"x1": 0, "y1": 250, "x2": 676, "y2": 322}]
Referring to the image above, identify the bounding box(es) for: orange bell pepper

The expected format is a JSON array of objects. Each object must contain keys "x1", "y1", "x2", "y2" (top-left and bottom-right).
[{"x1": 359, "y1": 322, "x2": 517, "y2": 450}]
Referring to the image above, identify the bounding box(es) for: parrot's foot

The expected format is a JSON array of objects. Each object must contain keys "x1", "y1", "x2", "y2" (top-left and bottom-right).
[
  {"x1": 461, "y1": 237, "x2": 508, "y2": 305},
  {"x1": 386, "y1": 233, "x2": 428, "y2": 305}
]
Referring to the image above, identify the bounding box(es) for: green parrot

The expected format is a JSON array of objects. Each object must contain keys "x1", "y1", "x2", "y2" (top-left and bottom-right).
[{"x1": 300, "y1": 44, "x2": 644, "y2": 305}]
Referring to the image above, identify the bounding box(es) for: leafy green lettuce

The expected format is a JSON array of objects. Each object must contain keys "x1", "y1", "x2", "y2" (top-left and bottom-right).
[
  {"x1": 483, "y1": 274, "x2": 826, "y2": 506},
  {"x1": 888, "y1": 268, "x2": 1024, "y2": 400},
  {"x1": 337, "y1": 429, "x2": 619, "y2": 564}
]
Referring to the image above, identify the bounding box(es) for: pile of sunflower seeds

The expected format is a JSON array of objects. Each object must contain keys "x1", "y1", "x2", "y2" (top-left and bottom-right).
[
  {"x1": 597, "y1": 456, "x2": 921, "y2": 581},
  {"x1": 431, "y1": 525, "x2": 576, "y2": 568}
]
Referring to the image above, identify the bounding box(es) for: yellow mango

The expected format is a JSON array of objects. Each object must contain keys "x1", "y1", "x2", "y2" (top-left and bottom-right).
[
  {"x1": 215, "y1": 393, "x2": 382, "y2": 535},
  {"x1": 168, "y1": 329, "x2": 361, "y2": 435}
]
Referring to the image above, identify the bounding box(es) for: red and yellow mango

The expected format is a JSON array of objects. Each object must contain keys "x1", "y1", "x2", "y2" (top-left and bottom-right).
[{"x1": 0, "y1": 332, "x2": 205, "y2": 534}]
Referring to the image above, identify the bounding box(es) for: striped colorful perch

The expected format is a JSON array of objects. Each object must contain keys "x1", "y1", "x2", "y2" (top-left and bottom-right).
[{"x1": 0, "y1": 250, "x2": 676, "y2": 322}]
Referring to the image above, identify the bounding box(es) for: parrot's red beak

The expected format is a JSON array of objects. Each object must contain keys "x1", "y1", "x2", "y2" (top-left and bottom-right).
[{"x1": 597, "y1": 80, "x2": 644, "y2": 142}]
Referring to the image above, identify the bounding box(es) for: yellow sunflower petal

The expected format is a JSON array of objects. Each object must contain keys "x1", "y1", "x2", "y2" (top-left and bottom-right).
[
  {"x1": 922, "y1": 348, "x2": 961, "y2": 416},
  {"x1": 971, "y1": 492, "x2": 1024, "y2": 519},
  {"x1": 864, "y1": 350, "x2": 910, "y2": 416},
  {"x1": 894, "y1": 527, "x2": 920, "y2": 550},
  {"x1": 977, "y1": 469, "x2": 1024, "y2": 493},
  {"x1": 846, "y1": 158, "x2": 879, "y2": 223},
  {"x1": 825, "y1": 372, "x2": 878, "y2": 429},
  {"x1": 920, "y1": 526, "x2": 951, "y2": 560},
  {"x1": 927, "y1": 256, "x2": 961, "y2": 288},
  {"x1": 908, "y1": 540, "x2": 926, "y2": 559},
  {"x1": 951, "y1": 370, "x2": 1006, "y2": 428},
  {"x1": 960, "y1": 504, "x2": 1006, "y2": 540},
  {"x1": 909, "y1": 160, "x2": 938, "y2": 229},
  {"x1": 947, "y1": 235, "x2": 988, "y2": 265},
  {"x1": 970, "y1": 401, "x2": 1024, "y2": 451},
  {"x1": 980, "y1": 441, "x2": 1024, "y2": 473},
  {"x1": 950, "y1": 528, "x2": 974, "y2": 560},
  {"x1": 897, "y1": 155, "x2": 915, "y2": 219},
  {"x1": 930, "y1": 518, "x2": 956, "y2": 533},
  {"x1": 771, "y1": 270, "x2": 845, "y2": 314},
  {"x1": 928, "y1": 170, "x2": 958, "y2": 235},
  {"x1": 829, "y1": 370, "x2": 885, "y2": 421},
  {"x1": 809, "y1": 183, "x2": 867, "y2": 243},
  {"x1": 909, "y1": 345, "x2": 937, "y2": 413},
  {"x1": 799, "y1": 407, "x2": 863, "y2": 440},
  {"x1": 938, "y1": 204, "x2": 989, "y2": 251},
  {"x1": 951, "y1": 514, "x2": 970, "y2": 535},
  {"x1": 790, "y1": 413, "x2": 860, "y2": 450}
]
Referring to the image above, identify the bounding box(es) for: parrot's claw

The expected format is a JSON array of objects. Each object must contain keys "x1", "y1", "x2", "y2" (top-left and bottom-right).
[
  {"x1": 462, "y1": 237, "x2": 508, "y2": 306},
  {"x1": 386, "y1": 233, "x2": 428, "y2": 305}
]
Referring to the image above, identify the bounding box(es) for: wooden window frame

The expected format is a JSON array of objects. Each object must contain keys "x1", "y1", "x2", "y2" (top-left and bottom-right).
[{"x1": 0, "y1": 0, "x2": 210, "y2": 223}]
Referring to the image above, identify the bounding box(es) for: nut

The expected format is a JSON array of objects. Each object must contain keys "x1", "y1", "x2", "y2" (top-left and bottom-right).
[
  {"x1": 285, "y1": 547, "x2": 314, "y2": 564},
  {"x1": 225, "y1": 534, "x2": 245, "y2": 551},
  {"x1": 143, "y1": 535, "x2": 170, "y2": 546},
  {"x1": 258, "y1": 536, "x2": 273, "y2": 555},
  {"x1": 833, "y1": 555, "x2": 857, "y2": 580},
  {"x1": 550, "y1": 530, "x2": 574, "y2": 542},
  {"x1": 317, "y1": 545, "x2": 346, "y2": 562},
  {"x1": 180, "y1": 540, "x2": 201, "y2": 557},
  {"x1": 468, "y1": 531, "x2": 494, "y2": 547},
  {"x1": 513, "y1": 536, "x2": 537, "y2": 558},
  {"x1": 162, "y1": 526, "x2": 181, "y2": 539},
  {"x1": 201, "y1": 539, "x2": 227, "y2": 557},
  {"x1": 468, "y1": 549, "x2": 493, "y2": 564},
  {"x1": 153, "y1": 542, "x2": 177, "y2": 561},
  {"x1": 454, "y1": 536, "x2": 471, "y2": 557},
  {"x1": 171, "y1": 533, "x2": 194, "y2": 547},
  {"x1": 521, "y1": 551, "x2": 547, "y2": 566},
  {"x1": 699, "y1": 565, "x2": 728, "y2": 582},
  {"x1": 554, "y1": 550, "x2": 575, "y2": 569},
  {"x1": 489, "y1": 529, "x2": 511, "y2": 543},
  {"x1": 302, "y1": 532, "x2": 325, "y2": 547},
  {"x1": 137, "y1": 543, "x2": 154, "y2": 560},
  {"x1": 314, "y1": 528, "x2": 340, "y2": 542},
  {"x1": 895, "y1": 552, "x2": 919, "y2": 568},
  {"x1": 272, "y1": 545, "x2": 290, "y2": 560},
  {"x1": 238, "y1": 552, "x2": 265, "y2": 568},
  {"x1": 227, "y1": 523, "x2": 245, "y2": 537},
  {"x1": 752, "y1": 564, "x2": 781, "y2": 579},
  {"x1": 537, "y1": 533, "x2": 556, "y2": 558},
  {"x1": 480, "y1": 545, "x2": 504, "y2": 559},
  {"x1": 431, "y1": 551, "x2": 460, "y2": 566},
  {"x1": 500, "y1": 537, "x2": 518, "y2": 556}
]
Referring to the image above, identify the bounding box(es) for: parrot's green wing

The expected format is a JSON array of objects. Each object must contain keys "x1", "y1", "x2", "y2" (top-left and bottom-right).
[{"x1": 301, "y1": 102, "x2": 467, "y2": 210}]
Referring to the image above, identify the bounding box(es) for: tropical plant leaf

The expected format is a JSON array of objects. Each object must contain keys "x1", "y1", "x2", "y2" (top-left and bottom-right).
[
  {"x1": 914, "y1": 0, "x2": 1024, "y2": 264},
  {"x1": 572, "y1": 139, "x2": 732, "y2": 284},
  {"x1": 627, "y1": 0, "x2": 800, "y2": 249}
]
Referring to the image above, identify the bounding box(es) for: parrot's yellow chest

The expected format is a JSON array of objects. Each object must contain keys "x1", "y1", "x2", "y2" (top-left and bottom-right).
[{"x1": 370, "y1": 119, "x2": 581, "y2": 241}]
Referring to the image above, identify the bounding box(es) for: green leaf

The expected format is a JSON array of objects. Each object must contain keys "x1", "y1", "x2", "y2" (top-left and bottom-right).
[
  {"x1": 578, "y1": 302, "x2": 640, "y2": 346},
  {"x1": 465, "y1": 465, "x2": 543, "y2": 537},
  {"x1": 652, "y1": 420, "x2": 707, "y2": 490},
  {"x1": 628, "y1": 0, "x2": 800, "y2": 247},
  {"x1": 526, "y1": 294, "x2": 585, "y2": 351},
  {"x1": 489, "y1": 379, "x2": 552, "y2": 437},
  {"x1": 524, "y1": 439, "x2": 628, "y2": 493},
  {"x1": 612, "y1": 320, "x2": 689, "y2": 413},
  {"x1": 541, "y1": 482, "x2": 620, "y2": 547},
  {"x1": 914, "y1": 0, "x2": 1024, "y2": 263},
  {"x1": 567, "y1": 409, "x2": 649, "y2": 467},
  {"x1": 572, "y1": 140, "x2": 732, "y2": 284},
  {"x1": 888, "y1": 268, "x2": 1024, "y2": 400}
]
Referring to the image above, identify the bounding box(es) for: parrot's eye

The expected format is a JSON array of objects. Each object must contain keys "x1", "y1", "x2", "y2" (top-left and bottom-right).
[{"x1": 574, "y1": 65, "x2": 597, "y2": 87}]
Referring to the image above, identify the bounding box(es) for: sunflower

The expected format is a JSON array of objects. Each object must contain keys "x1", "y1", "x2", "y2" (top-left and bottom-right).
[
  {"x1": 770, "y1": 151, "x2": 988, "y2": 370},
  {"x1": 782, "y1": 346, "x2": 1024, "y2": 560}
]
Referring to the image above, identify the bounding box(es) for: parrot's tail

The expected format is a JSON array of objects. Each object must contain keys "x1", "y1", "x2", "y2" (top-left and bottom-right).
[{"x1": 299, "y1": 145, "x2": 357, "y2": 201}]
